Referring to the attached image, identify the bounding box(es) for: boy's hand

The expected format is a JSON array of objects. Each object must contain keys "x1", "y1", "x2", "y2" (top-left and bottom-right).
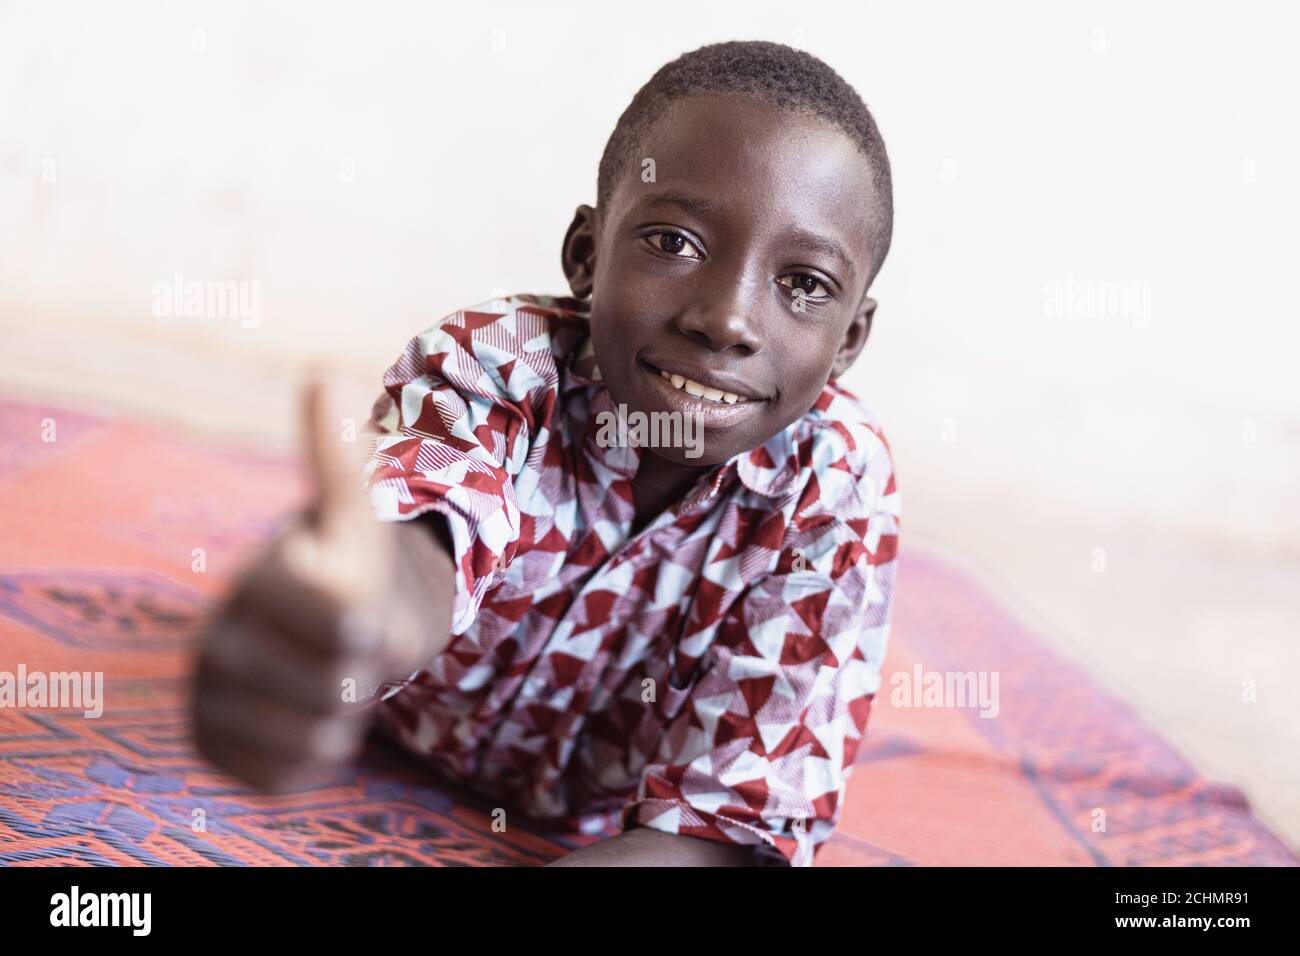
[{"x1": 191, "y1": 375, "x2": 448, "y2": 792}]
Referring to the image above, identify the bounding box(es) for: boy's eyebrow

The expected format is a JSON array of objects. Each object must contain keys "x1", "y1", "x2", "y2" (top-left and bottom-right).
[
  {"x1": 642, "y1": 190, "x2": 724, "y2": 219},
  {"x1": 778, "y1": 226, "x2": 856, "y2": 279},
  {"x1": 642, "y1": 190, "x2": 856, "y2": 279}
]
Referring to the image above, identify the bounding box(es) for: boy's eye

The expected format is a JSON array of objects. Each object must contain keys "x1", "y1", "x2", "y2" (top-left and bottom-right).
[
  {"x1": 778, "y1": 273, "x2": 832, "y2": 300},
  {"x1": 645, "y1": 230, "x2": 703, "y2": 259}
]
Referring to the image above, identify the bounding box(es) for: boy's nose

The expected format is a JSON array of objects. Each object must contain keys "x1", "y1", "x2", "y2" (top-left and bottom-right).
[{"x1": 675, "y1": 286, "x2": 765, "y2": 354}]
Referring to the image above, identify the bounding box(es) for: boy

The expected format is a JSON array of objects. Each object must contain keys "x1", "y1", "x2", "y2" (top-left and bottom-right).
[{"x1": 193, "y1": 40, "x2": 901, "y2": 867}]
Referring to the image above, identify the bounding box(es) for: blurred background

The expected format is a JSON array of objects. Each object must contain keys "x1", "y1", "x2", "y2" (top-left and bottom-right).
[{"x1": 1, "y1": 0, "x2": 1297, "y2": 846}]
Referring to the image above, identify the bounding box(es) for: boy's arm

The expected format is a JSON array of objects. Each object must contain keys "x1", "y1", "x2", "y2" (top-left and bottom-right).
[
  {"x1": 192, "y1": 379, "x2": 459, "y2": 794},
  {"x1": 545, "y1": 827, "x2": 763, "y2": 867},
  {"x1": 387, "y1": 513, "x2": 458, "y2": 662}
]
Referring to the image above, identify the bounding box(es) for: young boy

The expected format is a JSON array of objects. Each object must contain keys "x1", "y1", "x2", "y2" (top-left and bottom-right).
[{"x1": 193, "y1": 39, "x2": 901, "y2": 867}]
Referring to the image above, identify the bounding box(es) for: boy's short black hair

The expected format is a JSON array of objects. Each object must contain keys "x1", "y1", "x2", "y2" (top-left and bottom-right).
[{"x1": 596, "y1": 40, "x2": 894, "y2": 280}]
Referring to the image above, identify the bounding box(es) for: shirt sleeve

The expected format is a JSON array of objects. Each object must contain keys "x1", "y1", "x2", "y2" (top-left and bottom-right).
[
  {"x1": 621, "y1": 427, "x2": 901, "y2": 865},
  {"x1": 363, "y1": 305, "x2": 554, "y2": 640}
]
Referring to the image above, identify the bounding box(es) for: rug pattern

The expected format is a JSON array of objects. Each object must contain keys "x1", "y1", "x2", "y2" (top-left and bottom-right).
[{"x1": 0, "y1": 399, "x2": 1293, "y2": 866}]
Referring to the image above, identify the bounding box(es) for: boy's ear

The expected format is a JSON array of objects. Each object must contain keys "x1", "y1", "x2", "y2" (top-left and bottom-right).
[
  {"x1": 561, "y1": 204, "x2": 599, "y2": 299},
  {"x1": 829, "y1": 295, "x2": 877, "y2": 380}
]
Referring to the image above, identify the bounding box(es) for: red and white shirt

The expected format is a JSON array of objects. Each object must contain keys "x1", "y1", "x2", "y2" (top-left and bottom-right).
[{"x1": 364, "y1": 293, "x2": 901, "y2": 865}]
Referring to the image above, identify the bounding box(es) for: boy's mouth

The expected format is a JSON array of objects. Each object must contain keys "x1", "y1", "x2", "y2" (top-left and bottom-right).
[
  {"x1": 638, "y1": 358, "x2": 770, "y2": 404},
  {"x1": 655, "y1": 368, "x2": 749, "y2": 405},
  {"x1": 636, "y1": 358, "x2": 771, "y2": 429}
]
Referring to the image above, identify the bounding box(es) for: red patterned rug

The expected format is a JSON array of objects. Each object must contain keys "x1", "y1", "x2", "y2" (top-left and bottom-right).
[{"x1": 0, "y1": 397, "x2": 1294, "y2": 866}]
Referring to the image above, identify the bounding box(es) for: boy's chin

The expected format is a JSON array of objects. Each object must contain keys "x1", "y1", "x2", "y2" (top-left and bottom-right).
[{"x1": 639, "y1": 444, "x2": 727, "y2": 468}]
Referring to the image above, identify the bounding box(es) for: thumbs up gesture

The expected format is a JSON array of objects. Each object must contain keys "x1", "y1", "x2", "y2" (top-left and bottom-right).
[{"x1": 192, "y1": 374, "x2": 453, "y2": 792}]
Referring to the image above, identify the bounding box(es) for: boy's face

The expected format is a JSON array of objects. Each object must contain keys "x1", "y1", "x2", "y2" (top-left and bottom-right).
[{"x1": 563, "y1": 93, "x2": 886, "y2": 468}]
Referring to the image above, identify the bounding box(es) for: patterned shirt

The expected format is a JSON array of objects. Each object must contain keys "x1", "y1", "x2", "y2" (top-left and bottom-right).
[{"x1": 363, "y1": 293, "x2": 901, "y2": 865}]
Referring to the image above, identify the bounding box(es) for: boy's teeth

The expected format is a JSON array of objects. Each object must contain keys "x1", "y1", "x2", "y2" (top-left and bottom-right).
[{"x1": 657, "y1": 368, "x2": 746, "y2": 404}]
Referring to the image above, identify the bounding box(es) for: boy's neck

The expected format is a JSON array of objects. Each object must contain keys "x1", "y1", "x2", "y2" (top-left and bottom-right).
[{"x1": 629, "y1": 453, "x2": 710, "y2": 536}]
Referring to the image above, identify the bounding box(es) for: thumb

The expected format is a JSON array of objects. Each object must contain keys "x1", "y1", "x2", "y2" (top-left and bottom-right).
[{"x1": 300, "y1": 371, "x2": 372, "y2": 538}]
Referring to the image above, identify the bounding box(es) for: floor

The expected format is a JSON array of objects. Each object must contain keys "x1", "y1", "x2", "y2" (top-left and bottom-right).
[{"x1": 2, "y1": 312, "x2": 1297, "y2": 854}]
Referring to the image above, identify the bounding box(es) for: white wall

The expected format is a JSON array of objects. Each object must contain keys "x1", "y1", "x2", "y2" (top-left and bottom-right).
[{"x1": 2, "y1": 0, "x2": 1297, "y2": 553}]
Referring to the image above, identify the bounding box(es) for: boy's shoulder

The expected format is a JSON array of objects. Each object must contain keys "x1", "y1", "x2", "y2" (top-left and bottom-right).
[
  {"x1": 808, "y1": 380, "x2": 896, "y2": 474},
  {"x1": 736, "y1": 379, "x2": 897, "y2": 518},
  {"x1": 383, "y1": 292, "x2": 595, "y2": 405},
  {"x1": 428, "y1": 291, "x2": 591, "y2": 358}
]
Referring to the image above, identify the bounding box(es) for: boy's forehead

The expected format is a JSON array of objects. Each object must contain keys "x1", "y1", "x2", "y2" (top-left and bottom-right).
[{"x1": 607, "y1": 93, "x2": 882, "y2": 278}]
